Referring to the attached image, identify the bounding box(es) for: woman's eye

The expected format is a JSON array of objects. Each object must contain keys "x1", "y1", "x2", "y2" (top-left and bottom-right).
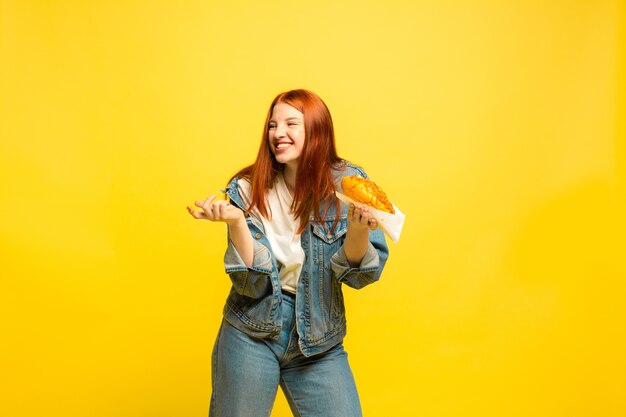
[
  {"x1": 287, "y1": 122, "x2": 296, "y2": 126},
  {"x1": 268, "y1": 125, "x2": 276, "y2": 129}
]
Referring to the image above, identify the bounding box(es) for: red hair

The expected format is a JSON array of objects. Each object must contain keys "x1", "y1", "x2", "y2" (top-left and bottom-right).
[{"x1": 229, "y1": 89, "x2": 342, "y2": 233}]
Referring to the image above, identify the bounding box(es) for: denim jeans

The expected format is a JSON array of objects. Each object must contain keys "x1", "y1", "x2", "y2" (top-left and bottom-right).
[{"x1": 209, "y1": 292, "x2": 363, "y2": 417}]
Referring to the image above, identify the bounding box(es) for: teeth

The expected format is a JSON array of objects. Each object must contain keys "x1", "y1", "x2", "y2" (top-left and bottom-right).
[{"x1": 276, "y1": 143, "x2": 291, "y2": 148}]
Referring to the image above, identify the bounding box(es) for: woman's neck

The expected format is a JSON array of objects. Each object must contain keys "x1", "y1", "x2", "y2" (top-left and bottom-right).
[{"x1": 283, "y1": 164, "x2": 297, "y2": 196}]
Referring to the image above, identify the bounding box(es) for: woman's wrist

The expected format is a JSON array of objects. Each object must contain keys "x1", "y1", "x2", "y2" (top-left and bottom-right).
[
  {"x1": 344, "y1": 226, "x2": 369, "y2": 267},
  {"x1": 227, "y1": 214, "x2": 254, "y2": 267},
  {"x1": 226, "y1": 212, "x2": 246, "y2": 228}
]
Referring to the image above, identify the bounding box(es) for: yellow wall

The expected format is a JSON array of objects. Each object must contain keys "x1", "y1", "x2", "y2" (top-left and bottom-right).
[{"x1": 1, "y1": 1, "x2": 625, "y2": 416}]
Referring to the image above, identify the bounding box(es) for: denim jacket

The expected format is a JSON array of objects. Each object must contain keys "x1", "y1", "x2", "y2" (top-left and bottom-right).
[{"x1": 221, "y1": 161, "x2": 389, "y2": 357}]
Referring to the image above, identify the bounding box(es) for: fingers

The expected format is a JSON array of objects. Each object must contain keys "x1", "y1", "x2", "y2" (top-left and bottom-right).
[
  {"x1": 218, "y1": 200, "x2": 231, "y2": 218},
  {"x1": 201, "y1": 194, "x2": 218, "y2": 217},
  {"x1": 209, "y1": 199, "x2": 230, "y2": 219},
  {"x1": 349, "y1": 203, "x2": 375, "y2": 228},
  {"x1": 187, "y1": 205, "x2": 206, "y2": 219},
  {"x1": 348, "y1": 203, "x2": 380, "y2": 231},
  {"x1": 187, "y1": 194, "x2": 232, "y2": 222}
]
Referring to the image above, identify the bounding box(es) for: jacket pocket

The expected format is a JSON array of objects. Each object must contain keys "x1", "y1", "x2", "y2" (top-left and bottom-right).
[{"x1": 311, "y1": 217, "x2": 347, "y2": 244}]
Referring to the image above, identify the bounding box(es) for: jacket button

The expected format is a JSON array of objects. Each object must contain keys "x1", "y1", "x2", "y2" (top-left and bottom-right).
[
  {"x1": 255, "y1": 233, "x2": 262, "y2": 239},
  {"x1": 327, "y1": 233, "x2": 333, "y2": 239}
]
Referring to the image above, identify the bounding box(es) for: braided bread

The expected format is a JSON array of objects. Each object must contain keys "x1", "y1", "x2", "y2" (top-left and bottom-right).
[{"x1": 341, "y1": 174, "x2": 395, "y2": 214}]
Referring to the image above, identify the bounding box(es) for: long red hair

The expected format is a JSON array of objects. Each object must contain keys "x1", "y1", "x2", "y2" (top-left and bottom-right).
[{"x1": 229, "y1": 89, "x2": 342, "y2": 233}]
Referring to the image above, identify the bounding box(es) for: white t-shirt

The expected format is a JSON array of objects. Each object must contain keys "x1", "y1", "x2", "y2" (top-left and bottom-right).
[{"x1": 238, "y1": 173, "x2": 305, "y2": 294}]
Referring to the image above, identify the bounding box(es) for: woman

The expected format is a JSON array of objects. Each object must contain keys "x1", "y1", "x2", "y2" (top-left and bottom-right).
[{"x1": 187, "y1": 89, "x2": 389, "y2": 417}]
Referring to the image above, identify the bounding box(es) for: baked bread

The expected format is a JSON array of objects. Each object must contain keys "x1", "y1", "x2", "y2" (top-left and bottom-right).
[{"x1": 341, "y1": 174, "x2": 395, "y2": 214}]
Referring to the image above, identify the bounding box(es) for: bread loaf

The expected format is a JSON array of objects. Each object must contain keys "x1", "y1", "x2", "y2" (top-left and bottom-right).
[{"x1": 341, "y1": 174, "x2": 395, "y2": 214}]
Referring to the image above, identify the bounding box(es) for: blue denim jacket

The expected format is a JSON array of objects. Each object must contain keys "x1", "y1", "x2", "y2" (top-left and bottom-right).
[{"x1": 221, "y1": 161, "x2": 389, "y2": 357}]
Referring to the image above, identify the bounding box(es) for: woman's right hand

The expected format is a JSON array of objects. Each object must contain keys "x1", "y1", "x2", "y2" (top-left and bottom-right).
[{"x1": 186, "y1": 194, "x2": 245, "y2": 226}]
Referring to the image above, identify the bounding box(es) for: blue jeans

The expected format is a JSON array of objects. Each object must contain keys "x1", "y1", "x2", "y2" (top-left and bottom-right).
[{"x1": 209, "y1": 293, "x2": 363, "y2": 417}]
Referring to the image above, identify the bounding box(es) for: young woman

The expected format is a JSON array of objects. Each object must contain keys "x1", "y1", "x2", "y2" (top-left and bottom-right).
[{"x1": 187, "y1": 89, "x2": 389, "y2": 417}]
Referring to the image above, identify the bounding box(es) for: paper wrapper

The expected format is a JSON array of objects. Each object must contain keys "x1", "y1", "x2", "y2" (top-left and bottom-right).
[{"x1": 335, "y1": 192, "x2": 405, "y2": 243}]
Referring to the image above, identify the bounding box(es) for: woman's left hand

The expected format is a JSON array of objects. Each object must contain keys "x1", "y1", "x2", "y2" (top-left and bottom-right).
[{"x1": 347, "y1": 203, "x2": 378, "y2": 231}]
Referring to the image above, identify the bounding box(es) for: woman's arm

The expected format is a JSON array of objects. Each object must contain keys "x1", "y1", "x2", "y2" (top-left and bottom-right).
[
  {"x1": 186, "y1": 194, "x2": 253, "y2": 267},
  {"x1": 226, "y1": 216, "x2": 254, "y2": 267},
  {"x1": 344, "y1": 203, "x2": 378, "y2": 267}
]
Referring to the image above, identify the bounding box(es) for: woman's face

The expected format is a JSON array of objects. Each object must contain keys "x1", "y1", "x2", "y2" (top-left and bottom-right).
[{"x1": 268, "y1": 102, "x2": 305, "y2": 170}]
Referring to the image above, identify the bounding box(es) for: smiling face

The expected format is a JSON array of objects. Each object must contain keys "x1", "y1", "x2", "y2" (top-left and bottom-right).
[{"x1": 268, "y1": 102, "x2": 305, "y2": 171}]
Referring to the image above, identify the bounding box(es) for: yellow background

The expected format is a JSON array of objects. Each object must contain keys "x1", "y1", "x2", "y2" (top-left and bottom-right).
[{"x1": 1, "y1": 0, "x2": 625, "y2": 416}]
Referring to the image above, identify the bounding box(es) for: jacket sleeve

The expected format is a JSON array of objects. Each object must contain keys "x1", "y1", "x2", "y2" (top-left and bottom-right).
[
  {"x1": 330, "y1": 228, "x2": 389, "y2": 289},
  {"x1": 224, "y1": 231, "x2": 274, "y2": 299}
]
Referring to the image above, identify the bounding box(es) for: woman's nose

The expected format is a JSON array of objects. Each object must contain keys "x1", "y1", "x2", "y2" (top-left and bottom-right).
[{"x1": 274, "y1": 124, "x2": 286, "y2": 137}]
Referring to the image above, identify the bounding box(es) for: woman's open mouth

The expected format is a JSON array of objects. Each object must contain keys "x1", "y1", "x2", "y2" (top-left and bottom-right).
[{"x1": 275, "y1": 142, "x2": 293, "y2": 152}]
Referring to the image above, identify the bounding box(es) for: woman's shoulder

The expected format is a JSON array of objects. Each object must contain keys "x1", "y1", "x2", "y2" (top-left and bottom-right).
[
  {"x1": 333, "y1": 160, "x2": 370, "y2": 180},
  {"x1": 333, "y1": 160, "x2": 371, "y2": 193},
  {"x1": 224, "y1": 165, "x2": 254, "y2": 194},
  {"x1": 224, "y1": 175, "x2": 253, "y2": 209},
  {"x1": 224, "y1": 176, "x2": 240, "y2": 196},
  {"x1": 224, "y1": 174, "x2": 252, "y2": 191}
]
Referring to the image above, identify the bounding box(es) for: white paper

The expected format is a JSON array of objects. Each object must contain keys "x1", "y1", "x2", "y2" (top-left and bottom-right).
[{"x1": 335, "y1": 192, "x2": 405, "y2": 243}]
